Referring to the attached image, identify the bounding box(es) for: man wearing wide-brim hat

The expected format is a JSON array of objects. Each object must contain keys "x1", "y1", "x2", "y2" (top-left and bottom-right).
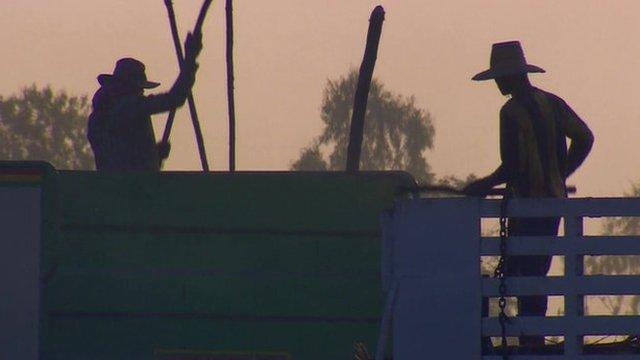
[
  {"x1": 463, "y1": 41, "x2": 594, "y2": 349},
  {"x1": 87, "y1": 32, "x2": 202, "y2": 172}
]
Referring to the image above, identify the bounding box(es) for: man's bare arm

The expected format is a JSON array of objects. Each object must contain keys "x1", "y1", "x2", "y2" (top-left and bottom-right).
[
  {"x1": 559, "y1": 99, "x2": 594, "y2": 177},
  {"x1": 463, "y1": 165, "x2": 507, "y2": 196},
  {"x1": 140, "y1": 32, "x2": 202, "y2": 115},
  {"x1": 463, "y1": 108, "x2": 515, "y2": 196}
]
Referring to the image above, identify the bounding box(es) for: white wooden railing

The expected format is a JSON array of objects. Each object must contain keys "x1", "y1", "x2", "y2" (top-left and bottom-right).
[{"x1": 379, "y1": 197, "x2": 640, "y2": 360}]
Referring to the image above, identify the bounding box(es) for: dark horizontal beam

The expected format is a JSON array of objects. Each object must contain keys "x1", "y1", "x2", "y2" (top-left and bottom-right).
[
  {"x1": 61, "y1": 223, "x2": 378, "y2": 238},
  {"x1": 48, "y1": 311, "x2": 379, "y2": 324}
]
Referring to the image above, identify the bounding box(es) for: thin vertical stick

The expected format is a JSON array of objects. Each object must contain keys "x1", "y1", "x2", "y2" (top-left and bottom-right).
[
  {"x1": 162, "y1": 0, "x2": 211, "y2": 171},
  {"x1": 346, "y1": 5, "x2": 385, "y2": 172},
  {"x1": 226, "y1": 0, "x2": 237, "y2": 172}
]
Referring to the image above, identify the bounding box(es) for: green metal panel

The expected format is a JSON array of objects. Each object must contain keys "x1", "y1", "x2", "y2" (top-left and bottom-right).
[{"x1": 41, "y1": 171, "x2": 414, "y2": 360}]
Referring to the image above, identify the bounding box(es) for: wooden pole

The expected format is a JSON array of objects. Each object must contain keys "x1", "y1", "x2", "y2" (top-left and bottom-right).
[
  {"x1": 226, "y1": 0, "x2": 237, "y2": 172},
  {"x1": 345, "y1": 5, "x2": 385, "y2": 172},
  {"x1": 161, "y1": 0, "x2": 211, "y2": 171},
  {"x1": 160, "y1": 0, "x2": 181, "y2": 151}
]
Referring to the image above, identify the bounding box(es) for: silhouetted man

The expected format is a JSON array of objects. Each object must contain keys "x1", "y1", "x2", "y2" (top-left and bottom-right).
[
  {"x1": 88, "y1": 32, "x2": 202, "y2": 172},
  {"x1": 464, "y1": 41, "x2": 594, "y2": 348}
]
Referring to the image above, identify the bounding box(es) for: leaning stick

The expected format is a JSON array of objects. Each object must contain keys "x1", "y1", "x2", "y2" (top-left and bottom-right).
[
  {"x1": 160, "y1": 0, "x2": 186, "y2": 151},
  {"x1": 225, "y1": 0, "x2": 237, "y2": 172},
  {"x1": 161, "y1": 0, "x2": 212, "y2": 171},
  {"x1": 346, "y1": 6, "x2": 385, "y2": 172}
]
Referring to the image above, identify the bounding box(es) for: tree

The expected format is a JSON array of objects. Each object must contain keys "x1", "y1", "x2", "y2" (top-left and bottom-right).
[
  {"x1": 584, "y1": 183, "x2": 640, "y2": 316},
  {"x1": 598, "y1": 183, "x2": 640, "y2": 239},
  {"x1": 0, "y1": 85, "x2": 93, "y2": 170},
  {"x1": 291, "y1": 69, "x2": 435, "y2": 183},
  {"x1": 290, "y1": 144, "x2": 328, "y2": 171}
]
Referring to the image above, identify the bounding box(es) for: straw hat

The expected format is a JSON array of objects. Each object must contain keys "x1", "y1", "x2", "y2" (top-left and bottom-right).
[{"x1": 472, "y1": 41, "x2": 545, "y2": 81}]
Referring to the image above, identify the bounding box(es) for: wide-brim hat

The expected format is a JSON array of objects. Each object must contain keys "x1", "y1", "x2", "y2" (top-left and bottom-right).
[
  {"x1": 472, "y1": 41, "x2": 545, "y2": 81},
  {"x1": 98, "y1": 57, "x2": 160, "y2": 89}
]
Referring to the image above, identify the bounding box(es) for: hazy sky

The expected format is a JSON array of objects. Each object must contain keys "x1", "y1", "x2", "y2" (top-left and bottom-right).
[{"x1": 1, "y1": 1, "x2": 639, "y2": 197}]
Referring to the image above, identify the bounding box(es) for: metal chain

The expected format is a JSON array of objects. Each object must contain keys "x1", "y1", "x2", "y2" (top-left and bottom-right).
[{"x1": 494, "y1": 196, "x2": 510, "y2": 359}]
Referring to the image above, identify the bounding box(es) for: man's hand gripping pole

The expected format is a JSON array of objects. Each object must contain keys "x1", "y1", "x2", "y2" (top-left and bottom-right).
[{"x1": 160, "y1": 0, "x2": 212, "y2": 170}]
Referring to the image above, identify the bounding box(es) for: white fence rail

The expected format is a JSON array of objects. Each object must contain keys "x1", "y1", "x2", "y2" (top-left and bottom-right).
[{"x1": 380, "y1": 197, "x2": 640, "y2": 360}]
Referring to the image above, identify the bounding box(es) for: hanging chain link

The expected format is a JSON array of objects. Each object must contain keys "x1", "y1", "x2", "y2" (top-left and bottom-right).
[{"x1": 494, "y1": 196, "x2": 510, "y2": 359}]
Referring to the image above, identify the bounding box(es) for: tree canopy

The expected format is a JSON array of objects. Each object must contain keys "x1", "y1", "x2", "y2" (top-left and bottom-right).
[
  {"x1": 583, "y1": 183, "x2": 640, "y2": 315},
  {"x1": 0, "y1": 85, "x2": 93, "y2": 170},
  {"x1": 588, "y1": 183, "x2": 640, "y2": 277},
  {"x1": 291, "y1": 69, "x2": 435, "y2": 183}
]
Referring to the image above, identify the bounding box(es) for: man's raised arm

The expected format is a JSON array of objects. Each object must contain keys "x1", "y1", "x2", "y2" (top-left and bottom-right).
[{"x1": 142, "y1": 32, "x2": 203, "y2": 115}]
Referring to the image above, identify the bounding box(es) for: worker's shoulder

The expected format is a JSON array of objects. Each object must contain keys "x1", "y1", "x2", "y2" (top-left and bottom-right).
[
  {"x1": 109, "y1": 93, "x2": 146, "y2": 114},
  {"x1": 500, "y1": 97, "x2": 520, "y2": 117},
  {"x1": 500, "y1": 88, "x2": 565, "y2": 114},
  {"x1": 534, "y1": 87, "x2": 568, "y2": 107}
]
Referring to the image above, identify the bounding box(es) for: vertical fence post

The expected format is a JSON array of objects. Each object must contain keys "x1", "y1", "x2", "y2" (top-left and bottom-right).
[
  {"x1": 564, "y1": 215, "x2": 584, "y2": 356},
  {"x1": 0, "y1": 187, "x2": 42, "y2": 360},
  {"x1": 226, "y1": 0, "x2": 236, "y2": 172}
]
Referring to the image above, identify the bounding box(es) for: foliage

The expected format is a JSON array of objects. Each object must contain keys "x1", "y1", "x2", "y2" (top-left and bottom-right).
[
  {"x1": 0, "y1": 85, "x2": 93, "y2": 170},
  {"x1": 585, "y1": 183, "x2": 640, "y2": 315},
  {"x1": 436, "y1": 173, "x2": 477, "y2": 189},
  {"x1": 598, "y1": 183, "x2": 640, "y2": 239},
  {"x1": 290, "y1": 143, "x2": 327, "y2": 171},
  {"x1": 291, "y1": 69, "x2": 435, "y2": 183}
]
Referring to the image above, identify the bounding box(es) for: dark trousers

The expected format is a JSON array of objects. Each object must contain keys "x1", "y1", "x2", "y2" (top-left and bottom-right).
[{"x1": 503, "y1": 217, "x2": 560, "y2": 346}]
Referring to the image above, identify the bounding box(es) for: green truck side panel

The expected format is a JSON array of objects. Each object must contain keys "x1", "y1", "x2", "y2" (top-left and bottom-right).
[{"x1": 41, "y1": 171, "x2": 413, "y2": 360}]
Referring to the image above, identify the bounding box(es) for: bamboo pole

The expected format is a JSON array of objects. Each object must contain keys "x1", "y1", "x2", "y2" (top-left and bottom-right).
[
  {"x1": 345, "y1": 5, "x2": 385, "y2": 172},
  {"x1": 226, "y1": 0, "x2": 237, "y2": 172},
  {"x1": 161, "y1": 0, "x2": 211, "y2": 171}
]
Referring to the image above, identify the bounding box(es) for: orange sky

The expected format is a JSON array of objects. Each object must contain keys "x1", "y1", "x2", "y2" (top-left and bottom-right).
[{"x1": 1, "y1": 1, "x2": 639, "y2": 197}]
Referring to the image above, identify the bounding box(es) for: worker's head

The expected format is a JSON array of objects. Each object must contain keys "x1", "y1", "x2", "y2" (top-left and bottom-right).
[
  {"x1": 97, "y1": 58, "x2": 160, "y2": 93},
  {"x1": 495, "y1": 73, "x2": 531, "y2": 96},
  {"x1": 472, "y1": 41, "x2": 544, "y2": 91}
]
